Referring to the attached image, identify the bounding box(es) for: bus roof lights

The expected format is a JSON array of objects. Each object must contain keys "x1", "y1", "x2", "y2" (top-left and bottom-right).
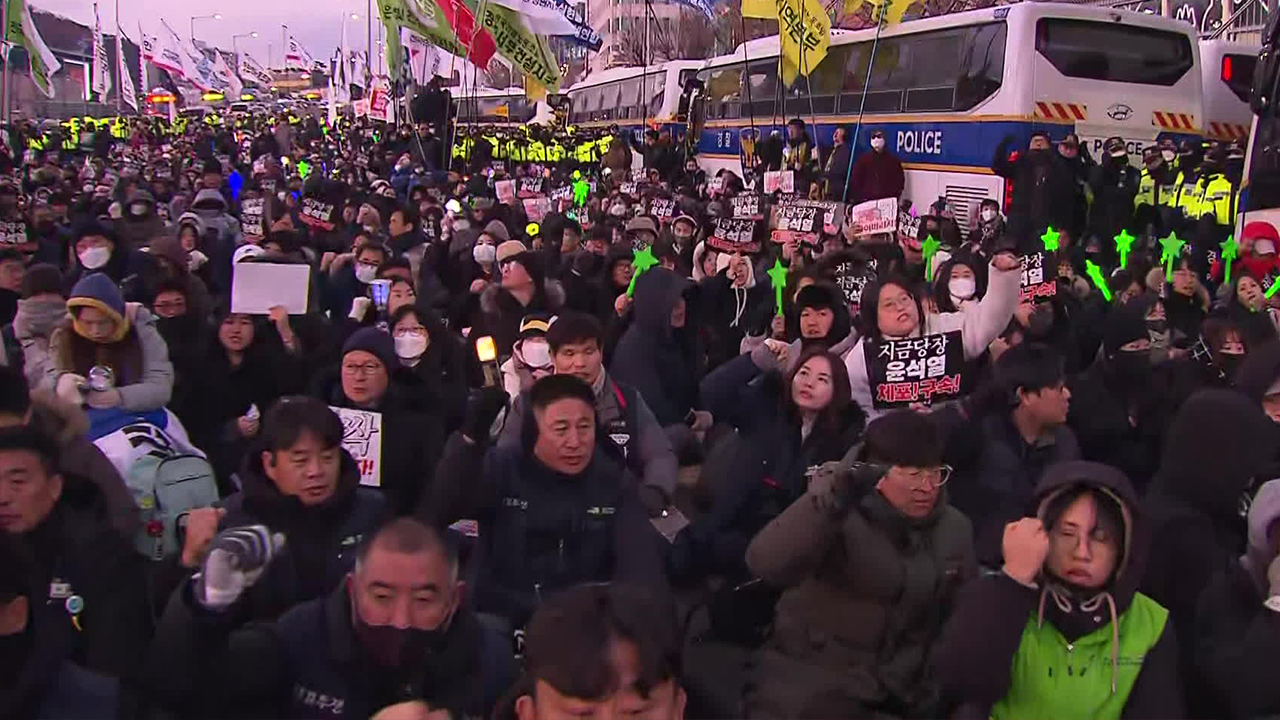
[{"x1": 1223, "y1": 55, "x2": 1234, "y2": 83}]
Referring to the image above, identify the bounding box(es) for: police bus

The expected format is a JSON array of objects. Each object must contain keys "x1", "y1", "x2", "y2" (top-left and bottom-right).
[
  {"x1": 1237, "y1": 13, "x2": 1280, "y2": 239},
  {"x1": 1200, "y1": 38, "x2": 1258, "y2": 142},
  {"x1": 687, "y1": 2, "x2": 1203, "y2": 229},
  {"x1": 564, "y1": 60, "x2": 704, "y2": 131},
  {"x1": 450, "y1": 86, "x2": 564, "y2": 127}
]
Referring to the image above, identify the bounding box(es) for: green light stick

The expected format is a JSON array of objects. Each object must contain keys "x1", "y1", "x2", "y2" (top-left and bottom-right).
[
  {"x1": 626, "y1": 246, "x2": 659, "y2": 297},
  {"x1": 1220, "y1": 235, "x2": 1239, "y2": 285},
  {"x1": 1040, "y1": 226, "x2": 1061, "y2": 252},
  {"x1": 1159, "y1": 231, "x2": 1185, "y2": 281},
  {"x1": 1114, "y1": 229, "x2": 1135, "y2": 269},
  {"x1": 1086, "y1": 260, "x2": 1112, "y2": 302},
  {"x1": 767, "y1": 259, "x2": 788, "y2": 316},
  {"x1": 921, "y1": 234, "x2": 940, "y2": 282}
]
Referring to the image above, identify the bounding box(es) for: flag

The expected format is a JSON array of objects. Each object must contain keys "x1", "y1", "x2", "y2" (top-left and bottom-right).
[
  {"x1": 327, "y1": 78, "x2": 337, "y2": 124},
  {"x1": 210, "y1": 51, "x2": 243, "y2": 98},
  {"x1": 374, "y1": 0, "x2": 468, "y2": 63},
  {"x1": 138, "y1": 26, "x2": 151, "y2": 89},
  {"x1": 5, "y1": 0, "x2": 60, "y2": 98},
  {"x1": 671, "y1": 0, "x2": 715, "y2": 19},
  {"x1": 91, "y1": 3, "x2": 111, "y2": 98},
  {"x1": 117, "y1": 32, "x2": 139, "y2": 111},
  {"x1": 742, "y1": 0, "x2": 775, "y2": 17},
  {"x1": 844, "y1": 0, "x2": 911, "y2": 24},
  {"x1": 285, "y1": 36, "x2": 315, "y2": 70},
  {"x1": 468, "y1": 0, "x2": 560, "y2": 91},
  {"x1": 434, "y1": 0, "x2": 496, "y2": 69},
  {"x1": 239, "y1": 53, "x2": 273, "y2": 87},
  {"x1": 774, "y1": 0, "x2": 829, "y2": 86},
  {"x1": 485, "y1": 0, "x2": 601, "y2": 49},
  {"x1": 526, "y1": 76, "x2": 546, "y2": 102},
  {"x1": 335, "y1": 17, "x2": 350, "y2": 102}
]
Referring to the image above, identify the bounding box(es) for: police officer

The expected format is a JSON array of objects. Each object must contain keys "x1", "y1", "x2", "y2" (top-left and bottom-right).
[
  {"x1": 146, "y1": 518, "x2": 510, "y2": 719},
  {"x1": 1088, "y1": 136, "x2": 1140, "y2": 263},
  {"x1": 1190, "y1": 142, "x2": 1242, "y2": 270},
  {"x1": 1135, "y1": 144, "x2": 1179, "y2": 237},
  {"x1": 425, "y1": 374, "x2": 669, "y2": 635}
]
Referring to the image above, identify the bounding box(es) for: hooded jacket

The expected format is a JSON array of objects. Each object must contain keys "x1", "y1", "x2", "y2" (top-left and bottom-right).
[
  {"x1": 935, "y1": 461, "x2": 1182, "y2": 720},
  {"x1": 1194, "y1": 479, "x2": 1280, "y2": 719},
  {"x1": 609, "y1": 267, "x2": 703, "y2": 427},
  {"x1": 190, "y1": 187, "x2": 243, "y2": 249},
  {"x1": 47, "y1": 303, "x2": 174, "y2": 413},
  {"x1": 474, "y1": 276, "x2": 566, "y2": 361},
  {"x1": 743, "y1": 440, "x2": 974, "y2": 718}
]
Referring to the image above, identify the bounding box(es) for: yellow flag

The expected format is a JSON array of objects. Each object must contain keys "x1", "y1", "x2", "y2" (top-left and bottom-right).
[
  {"x1": 845, "y1": 0, "x2": 913, "y2": 24},
  {"x1": 775, "y1": 0, "x2": 830, "y2": 87},
  {"x1": 526, "y1": 77, "x2": 548, "y2": 103},
  {"x1": 742, "y1": 0, "x2": 776, "y2": 18}
]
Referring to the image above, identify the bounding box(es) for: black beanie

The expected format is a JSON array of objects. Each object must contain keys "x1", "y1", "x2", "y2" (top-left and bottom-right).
[
  {"x1": 21, "y1": 263, "x2": 63, "y2": 299},
  {"x1": 342, "y1": 327, "x2": 399, "y2": 370},
  {"x1": 1102, "y1": 299, "x2": 1150, "y2": 357},
  {"x1": 202, "y1": 158, "x2": 223, "y2": 176}
]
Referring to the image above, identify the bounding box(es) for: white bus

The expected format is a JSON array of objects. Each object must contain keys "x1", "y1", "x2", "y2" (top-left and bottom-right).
[
  {"x1": 1200, "y1": 38, "x2": 1259, "y2": 142},
  {"x1": 688, "y1": 2, "x2": 1203, "y2": 230},
  {"x1": 450, "y1": 86, "x2": 563, "y2": 127},
  {"x1": 564, "y1": 60, "x2": 704, "y2": 130}
]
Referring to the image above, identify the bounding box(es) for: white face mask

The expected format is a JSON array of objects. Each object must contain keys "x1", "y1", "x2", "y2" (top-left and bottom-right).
[
  {"x1": 1255, "y1": 239, "x2": 1277, "y2": 255},
  {"x1": 518, "y1": 338, "x2": 551, "y2": 368},
  {"x1": 473, "y1": 243, "x2": 497, "y2": 264},
  {"x1": 355, "y1": 263, "x2": 377, "y2": 284},
  {"x1": 870, "y1": 137, "x2": 885, "y2": 151},
  {"x1": 394, "y1": 334, "x2": 428, "y2": 360},
  {"x1": 1161, "y1": 150, "x2": 1176, "y2": 162},
  {"x1": 79, "y1": 246, "x2": 111, "y2": 269},
  {"x1": 980, "y1": 208, "x2": 996, "y2": 223},
  {"x1": 950, "y1": 276, "x2": 977, "y2": 300}
]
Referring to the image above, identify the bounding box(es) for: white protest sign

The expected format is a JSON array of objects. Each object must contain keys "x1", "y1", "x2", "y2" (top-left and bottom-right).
[
  {"x1": 331, "y1": 406, "x2": 383, "y2": 487},
  {"x1": 495, "y1": 180, "x2": 517, "y2": 204},
  {"x1": 849, "y1": 198, "x2": 898, "y2": 236},
  {"x1": 240, "y1": 198, "x2": 264, "y2": 241},
  {"x1": 230, "y1": 262, "x2": 311, "y2": 314},
  {"x1": 763, "y1": 170, "x2": 794, "y2": 194}
]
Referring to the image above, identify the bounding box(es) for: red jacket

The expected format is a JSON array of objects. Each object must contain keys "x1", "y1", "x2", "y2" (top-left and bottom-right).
[{"x1": 849, "y1": 149, "x2": 905, "y2": 204}]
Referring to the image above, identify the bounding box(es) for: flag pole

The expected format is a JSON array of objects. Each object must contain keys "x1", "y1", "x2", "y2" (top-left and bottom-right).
[
  {"x1": 841, "y1": 4, "x2": 884, "y2": 203},
  {"x1": 115, "y1": 0, "x2": 122, "y2": 115}
]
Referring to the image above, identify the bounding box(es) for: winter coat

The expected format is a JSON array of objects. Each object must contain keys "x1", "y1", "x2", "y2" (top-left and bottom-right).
[
  {"x1": 823, "y1": 143, "x2": 854, "y2": 202},
  {"x1": 426, "y1": 432, "x2": 669, "y2": 629},
  {"x1": 844, "y1": 259, "x2": 1020, "y2": 423},
  {"x1": 991, "y1": 138, "x2": 1079, "y2": 245},
  {"x1": 849, "y1": 148, "x2": 906, "y2": 204},
  {"x1": 189, "y1": 187, "x2": 242, "y2": 249},
  {"x1": 498, "y1": 370, "x2": 678, "y2": 501},
  {"x1": 1088, "y1": 159, "x2": 1141, "y2": 252},
  {"x1": 935, "y1": 461, "x2": 1183, "y2": 720},
  {"x1": 473, "y1": 280, "x2": 566, "y2": 361},
  {"x1": 14, "y1": 295, "x2": 67, "y2": 391},
  {"x1": 316, "y1": 370, "x2": 443, "y2": 517},
  {"x1": 698, "y1": 266, "x2": 772, "y2": 371},
  {"x1": 47, "y1": 306, "x2": 174, "y2": 413},
  {"x1": 144, "y1": 580, "x2": 499, "y2": 720},
  {"x1": 952, "y1": 412, "x2": 1081, "y2": 567},
  {"x1": 743, "y1": 445, "x2": 975, "y2": 718}
]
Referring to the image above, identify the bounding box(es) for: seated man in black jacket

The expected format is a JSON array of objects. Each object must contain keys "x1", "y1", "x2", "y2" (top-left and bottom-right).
[
  {"x1": 425, "y1": 375, "x2": 669, "y2": 637},
  {"x1": 0, "y1": 425, "x2": 150, "y2": 719},
  {"x1": 146, "y1": 516, "x2": 509, "y2": 719}
]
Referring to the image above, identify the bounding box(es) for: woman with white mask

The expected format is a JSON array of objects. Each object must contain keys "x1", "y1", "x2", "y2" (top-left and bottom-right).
[
  {"x1": 389, "y1": 304, "x2": 470, "y2": 433},
  {"x1": 932, "y1": 257, "x2": 986, "y2": 313},
  {"x1": 67, "y1": 220, "x2": 129, "y2": 289}
]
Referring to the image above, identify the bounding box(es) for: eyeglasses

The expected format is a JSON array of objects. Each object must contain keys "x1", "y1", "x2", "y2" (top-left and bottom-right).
[
  {"x1": 394, "y1": 327, "x2": 427, "y2": 339},
  {"x1": 342, "y1": 362, "x2": 383, "y2": 377},
  {"x1": 894, "y1": 465, "x2": 952, "y2": 489}
]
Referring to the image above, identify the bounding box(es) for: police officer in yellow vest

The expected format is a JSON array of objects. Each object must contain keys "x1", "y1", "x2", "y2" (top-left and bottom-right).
[{"x1": 1135, "y1": 145, "x2": 1179, "y2": 237}]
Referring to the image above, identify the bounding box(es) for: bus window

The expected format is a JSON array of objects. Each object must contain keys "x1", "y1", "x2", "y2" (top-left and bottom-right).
[
  {"x1": 1035, "y1": 18, "x2": 1193, "y2": 86},
  {"x1": 582, "y1": 87, "x2": 602, "y2": 121},
  {"x1": 599, "y1": 82, "x2": 620, "y2": 121},
  {"x1": 1246, "y1": 115, "x2": 1280, "y2": 212},
  {"x1": 745, "y1": 60, "x2": 778, "y2": 118},
  {"x1": 904, "y1": 29, "x2": 965, "y2": 111},
  {"x1": 1223, "y1": 53, "x2": 1258, "y2": 103},
  {"x1": 841, "y1": 38, "x2": 905, "y2": 113},
  {"x1": 705, "y1": 66, "x2": 742, "y2": 119},
  {"x1": 620, "y1": 78, "x2": 640, "y2": 120},
  {"x1": 788, "y1": 45, "x2": 844, "y2": 115},
  {"x1": 955, "y1": 22, "x2": 1007, "y2": 110},
  {"x1": 649, "y1": 73, "x2": 665, "y2": 117}
]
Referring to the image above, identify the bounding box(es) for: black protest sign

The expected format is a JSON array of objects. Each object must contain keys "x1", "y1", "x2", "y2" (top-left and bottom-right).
[
  {"x1": 241, "y1": 198, "x2": 265, "y2": 240},
  {"x1": 0, "y1": 221, "x2": 28, "y2": 248},
  {"x1": 550, "y1": 185, "x2": 572, "y2": 202},
  {"x1": 1019, "y1": 251, "x2": 1057, "y2": 302},
  {"x1": 619, "y1": 182, "x2": 639, "y2": 198},
  {"x1": 706, "y1": 218, "x2": 760, "y2": 254},
  {"x1": 731, "y1": 193, "x2": 763, "y2": 221},
  {"x1": 518, "y1": 177, "x2": 545, "y2": 198},
  {"x1": 299, "y1": 198, "x2": 337, "y2": 231},
  {"x1": 864, "y1": 331, "x2": 965, "y2": 409},
  {"x1": 897, "y1": 211, "x2": 921, "y2": 241},
  {"x1": 833, "y1": 258, "x2": 878, "y2": 316},
  {"x1": 649, "y1": 197, "x2": 676, "y2": 220}
]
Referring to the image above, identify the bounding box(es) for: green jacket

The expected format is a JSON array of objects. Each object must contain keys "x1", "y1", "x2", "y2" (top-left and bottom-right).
[{"x1": 991, "y1": 592, "x2": 1168, "y2": 720}]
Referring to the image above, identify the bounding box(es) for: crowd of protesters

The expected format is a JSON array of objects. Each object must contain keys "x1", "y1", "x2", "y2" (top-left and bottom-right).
[{"x1": 1, "y1": 100, "x2": 1278, "y2": 720}]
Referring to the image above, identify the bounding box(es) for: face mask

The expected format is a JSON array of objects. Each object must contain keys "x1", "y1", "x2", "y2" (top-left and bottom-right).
[
  {"x1": 980, "y1": 208, "x2": 996, "y2": 223},
  {"x1": 1218, "y1": 352, "x2": 1244, "y2": 380},
  {"x1": 1161, "y1": 150, "x2": 1176, "y2": 162},
  {"x1": 395, "y1": 334, "x2": 428, "y2": 360},
  {"x1": 519, "y1": 338, "x2": 551, "y2": 369},
  {"x1": 79, "y1": 246, "x2": 110, "y2": 269},
  {"x1": 354, "y1": 263, "x2": 377, "y2": 284},
  {"x1": 351, "y1": 609, "x2": 442, "y2": 668},
  {"x1": 609, "y1": 204, "x2": 628, "y2": 217},
  {"x1": 1255, "y1": 239, "x2": 1276, "y2": 256},
  {"x1": 870, "y1": 137, "x2": 885, "y2": 151},
  {"x1": 1111, "y1": 349, "x2": 1150, "y2": 380},
  {"x1": 473, "y1": 243, "x2": 496, "y2": 264},
  {"x1": 949, "y1": 277, "x2": 976, "y2": 300}
]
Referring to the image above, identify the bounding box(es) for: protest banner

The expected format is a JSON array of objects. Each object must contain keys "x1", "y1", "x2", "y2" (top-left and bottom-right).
[
  {"x1": 331, "y1": 407, "x2": 383, "y2": 487},
  {"x1": 864, "y1": 331, "x2": 966, "y2": 409},
  {"x1": 706, "y1": 218, "x2": 760, "y2": 254},
  {"x1": 848, "y1": 197, "x2": 898, "y2": 236}
]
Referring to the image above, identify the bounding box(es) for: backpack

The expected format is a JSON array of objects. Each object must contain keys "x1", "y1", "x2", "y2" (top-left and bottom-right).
[{"x1": 125, "y1": 453, "x2": 219, "y2": 561}]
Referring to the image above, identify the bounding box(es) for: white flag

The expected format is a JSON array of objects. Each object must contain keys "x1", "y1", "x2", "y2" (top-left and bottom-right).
[
  {"x1": 138, "y1": 26, "x2": 151, "y2": 90},
  {"x1": 210, "y1": 50, "x2": 242, "y2": 98},
  {"x1": 91, "y1": 3, "x2": 111, "y2": 98},
  {"x1": 150, "y1": 22, "x2": 188, "y2": 81},
  {"x1": 285, "y1": 36, "x2": 313, "y2": 70},
  {"x1": 13, "y1": 0, "x2": 60, "y2": 98},
  {"x1": 239, "y1": 53, "x2": 272, "y2": 87},
  {"x1": 117, "y1": 32, "x2": 138, "y2": 111}
]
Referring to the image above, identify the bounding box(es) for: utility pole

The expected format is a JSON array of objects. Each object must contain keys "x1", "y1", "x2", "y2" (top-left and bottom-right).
[{"x1": 281, "y1": 24, "x2": 288, "y2": 71}]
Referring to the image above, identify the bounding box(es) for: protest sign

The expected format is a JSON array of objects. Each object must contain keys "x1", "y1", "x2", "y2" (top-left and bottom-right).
[
  {"x1": 1019, "y1": 251, "x2": 1058, "y2": 302},
  {"x1": 619, "y1": 181, "x2": 638, "y2": 198},
  {"x1": 708, "y1": 176, "x2": 724, "y2": 196},
  {"x1": 518, "y1": 176, "x2": 545, "y2": 198},
  {"x1": 771, "y1": 202, "x2": 820, "y2": 245},
  {"x1": 549, "y1": 185, "x2": 572, "y2": 202},
  {"x1": 240, "y1": 198, "x2": 264, "y2": 241},
  {"x1": 230, "y1": 262, "x2": 311, "y2": 315},
  {"x1": 731, "y1": 193, "x2": 763, "y2": 221},
  {"x1": 833, "y1": 258, "x2": 878, "y2": 315},
  {"x1": 299, "y1": 198, "x2": 336, "y2": 231},
  {"x1": 706, "y1": 218, "x2": 760, "y2": 254},
  {"x1": 523, "y1": 197, "x2": 550, "y2": 222},
  {"x1": 0, "y1": 221, "x2": 27, "y2": 247},
  {"x1": 897, "y1": 210, "x2": 921, "y2": 241},
  {"x1": 864, "y1": 331, "x2": 965, "y2": 409},
  {"x1": 331, "y1": 407, "x2": 383, "y2": 487},
  {"x1": 631, "y1": 168, "x2": 646, "y2": 182},
  {"x1": 649, "y1": 197, "x2": 676, "y2": 221},
  {"x1": 849, "y1": 198, "x2": 898, "y2": 236},
  {"x1": 763, "y1": 170, "x2": 795, "y2": 194},
  {"x1": 495, "y1": 180, "x2": 517, "y2": 204}
]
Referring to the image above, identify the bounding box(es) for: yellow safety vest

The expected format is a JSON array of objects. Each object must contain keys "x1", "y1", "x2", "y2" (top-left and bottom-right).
[
  {"x1": 527, "y1": 140, "x2": 545, "y2": 163},
  {"x1": 1196, "y1": 174, "x2": 1238, "y2": 226}
]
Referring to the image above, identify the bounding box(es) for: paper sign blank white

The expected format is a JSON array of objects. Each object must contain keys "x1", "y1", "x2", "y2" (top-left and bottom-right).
[{"x1": 231, "y1": 263, "x2": 311, "y2": 314}]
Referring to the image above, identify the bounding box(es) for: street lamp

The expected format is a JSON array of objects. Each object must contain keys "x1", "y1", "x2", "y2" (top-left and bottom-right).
[
  {"x1": 190, "y1": 13, "x2": 222, "y2": 42},
  {"x1": 232, "y1": 31, "x2": 259, "y2": 56}
]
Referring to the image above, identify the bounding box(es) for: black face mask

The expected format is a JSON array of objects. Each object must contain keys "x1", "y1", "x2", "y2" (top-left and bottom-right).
[
  {"x1": 350, "y1": 595, "x2": 454, "y2": 669},
  {"x1": 1111, "y1": 349, "x2": 1150, "y2": 382},
  {"x1": 1145, "y1": 319, "x2": 1168, "y2": 334},
  {"x1": 1218, "y1": 352, "x2": 1244, "y2": 381}
]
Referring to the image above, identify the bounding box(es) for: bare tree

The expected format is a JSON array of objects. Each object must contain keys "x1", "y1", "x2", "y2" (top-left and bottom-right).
[{"x1": 482, "y1": 63, "x2": 513, "y2": 89}]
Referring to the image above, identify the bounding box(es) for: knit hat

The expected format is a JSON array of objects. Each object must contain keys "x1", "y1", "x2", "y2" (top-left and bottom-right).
[
  {"x1": 626, "y1": 216, "x2": 658, "y2": 235},
  {"x1": 21, "y1": 263, "x2": 63, "y2": 299},
  {"x1": 342, "y1": 327, "x2": 399, "y2": 370},
  {"x1": 496, "y1": 239, "x2": 527, "y2": 263},
  {"x1": 67, "y1": 273, "x2": 129, "y2": 342},
  {"x1": 1102, "y1": 299, "x2": 1150, "y2": 356},
  {"x1": 484, "y1": 220, "x2": 511, "y2": 243},
  {"x1": 202, "y1": 158, "x2": 223, "y2": 176},
  {"x1": 75, "y1": 218, "x2": 114, "y2": 243},
  {"x1": 233, "y1": 244, "x2": 267, "y2": 264}
]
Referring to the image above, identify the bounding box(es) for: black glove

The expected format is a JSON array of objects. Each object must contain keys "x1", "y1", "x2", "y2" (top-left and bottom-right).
[
  {"x1": 806, "y1": 460, "x2": 888, "y2": 514},
  {"x1": 462, "y1": 386, "x2": 509, "y2": 442}
]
